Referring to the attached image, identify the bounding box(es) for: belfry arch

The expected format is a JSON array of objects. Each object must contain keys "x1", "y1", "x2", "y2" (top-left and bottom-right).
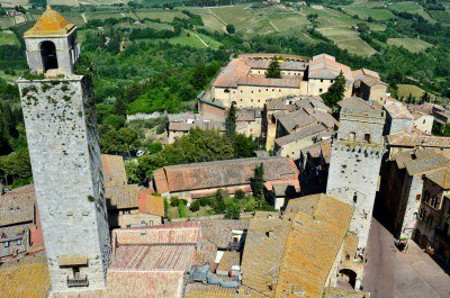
[{"x1": 40, "y1": 41, "x2": 58, "y2": 72}]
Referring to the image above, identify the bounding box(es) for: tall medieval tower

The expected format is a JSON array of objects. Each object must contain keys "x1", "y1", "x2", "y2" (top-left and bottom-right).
[
  {"x1": 326, "y1": 102, "x2": 385, "y2": 252},
  {"x1": 17, "y1": 7, "x2": 110, "y2": 292}
]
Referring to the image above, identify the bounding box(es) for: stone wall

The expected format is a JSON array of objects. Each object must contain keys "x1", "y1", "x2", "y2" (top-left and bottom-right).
[
  {"x1": 18, "y1": 76, "x2": 110, "y2": 292},
  {"x1": 327, "y1": 141, "x2": 384, "y2": 249}
]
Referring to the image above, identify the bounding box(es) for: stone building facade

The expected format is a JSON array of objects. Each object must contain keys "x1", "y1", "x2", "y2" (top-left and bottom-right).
[
  {"x1": 326, "y1": 104, "x2": 386, "y2": 251},
  {"x1": 17, "y1": 8, "x2": 110, "y2": 293}
]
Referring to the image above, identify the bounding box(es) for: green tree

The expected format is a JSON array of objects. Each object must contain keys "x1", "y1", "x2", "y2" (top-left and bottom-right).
[
  {"x1": 190, "y1": 62, "x2": 207, "y2": 90},
  {"x1": 178, "y1": 200, "x2": 186, "y2": 217},
  {"x1": 234, "y1": 133, "x2": 259, "y2": 158},
  {"x1": 225, "y1": 103, "x2": 237, "y2": 139},
  {"x1": 226, "y1": 24, "x2": 235, "y2": 34},
  {"x1": 321, "y1": 71, "x2": 346, "y2": 109},
  {"x1": 225, "y1": 201, "x2": 240, "y2": 219},
  {"x1": 103, "y1": 114, "x2": 126, "y2": 130},
  {"x1": 114, "y1": 97, "x2": 127, "y2": 117},
  {"x1": 266, "y1": 56, "x2": 281, "y2": 79},
  {"x1": 420, "y1": 92, "x2": 431, "y2": 104},
  {"x1": 251, "y1": 163, "x2": 264, "y2": 198}
]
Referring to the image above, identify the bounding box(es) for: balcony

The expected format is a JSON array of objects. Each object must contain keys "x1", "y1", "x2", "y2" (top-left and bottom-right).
[{"x1": 67, "y1": 275, "x2": 89, "y2": 288}]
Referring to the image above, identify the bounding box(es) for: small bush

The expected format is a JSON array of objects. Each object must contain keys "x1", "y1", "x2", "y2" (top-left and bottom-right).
[
  {"x1": 235, "y1": 190, "x2": 246, "y2": 200},
  {"x1": 190, "y1": 200, "x2": 200, "y2": 212},
  {"x1": 199, "y1": 197, "x2": 210, "y2": 207}
]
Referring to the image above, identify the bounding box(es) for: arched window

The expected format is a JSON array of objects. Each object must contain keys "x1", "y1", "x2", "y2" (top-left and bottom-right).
[
  {"x1": 364, "y1": 134, "x2": 371, "y2": 143},
  {"x1": 40, "y1": 41, "x2": 58, "y2": 72},
  {"x1": 348, "y1": 132, "x2": 356, "y2": 142},
  {"x1": 353, "y1": 192, "x2": 357, "y2": 204},
  {"x1": 224, "y1": 89, "x2": 230, "y2": 93}
]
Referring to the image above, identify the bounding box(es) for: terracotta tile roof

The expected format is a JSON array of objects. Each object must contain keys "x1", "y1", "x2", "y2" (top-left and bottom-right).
[
  {"x1": 361, "y1": 75, "x2": 386, "y2": 87},
  {"x1": 274, "y1": 194, "x2": 353, "y2": 298},
  {"x1": 0, "y1": 184, "x2": 36, "y2": 226},
  {"x1": 110, "y1": 245, "x2": 195, "y2": 271},
  {"x1": 275, "y1": 123, "x2": 330, "y2": 147},
  {"x1": 241, "y1": 215, "x2": 290, "y2": 296},
  {"x1": 384, "y1": 100, "x2": 414, "y2": 120},
  {"x1": 352, "y1": 68, "x2": 380, "y2": 81},
  {"x1": 139, "y1": 190, "x2": 165, "y2": 217},
  {"x1": 105, "y1": 184, "x2": 140, "y2": 210},
  {"x1": 186, "y1": 283, "x2": 265, "y2": 298},
  {"x1": 216, "y1": 250, "x2": 240, "y2": 273},
  {"x1": 200, "y1": 219, "x2": 249, "y2": 249},
  {"x1": 102, "y1": 154, "x2": 127, "y2": 183},
  {"x1": 277, "y1": 109, "x2": 316, "y2": 133},
  {"x1": 112, "y1": 221, "x2": 201, "y2": 247},
  {"x1": 425, "y1": 166, "x2": 450, "y2": 190},
  {"x1": 0, "y1": 257, "x2": 50, "y2": 297},
  {"x1": 393, "y1": 150, "x2": 449, "y2": 176},
  {"x1": 295, "y1": 96, "x2": 331, "y2": 113},
  {"x1": 154, "y1": 157, "x2": 299, "y2": 193},
  {"x1": 308, "y1": 54, "x2": 353, "y2": 81},
  {"x1": 302, "y1": 106, "x2": 337, "y2": 129},
  {"x1": 241, "y1": 194, "x2": 353, "y2": 297},
  {"x1": 107, "y1": 270, "x2": 185, "y2": 298},
  {"x1": 213, "y1": 57, "x2": 303, "y2": 89},
  {"x1": 338, "y1": 97, "x2": 379, "y2": 111},
  {"x1": 387, "y1": 131, "x2": 450, "y2": 148},
  {"x1": 24, "y1": 6, "x2": 75, "y2": 37}
]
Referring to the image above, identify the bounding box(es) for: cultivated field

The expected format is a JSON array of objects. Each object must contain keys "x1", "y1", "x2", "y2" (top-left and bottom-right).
[
  {"x1": 318, "y1": 27, "x2": 377, "y2": 56},
  {"x1": 134, "y1": 10, "x2": 186, "y2": 22},
  {"x1": 396, "y1": 84, "x2": 439, "y2": 101},
  {"x1": 389, "y1": 1, "x2": 435, "y2": 23},
  {"x1": 342, "y1": 7, "x2": 394, "y2": 21},
  {"x1": 387, "y1": 37, "x2": 433, "y2": 53},
  {"x1": 0, "y1": 30, "x2": 20, "y2": 46}
]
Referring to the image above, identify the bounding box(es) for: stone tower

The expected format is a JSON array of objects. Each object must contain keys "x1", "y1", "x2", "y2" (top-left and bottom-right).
[
  {"x1": 326, "y1": 100, "x2": 385, "y2": 252},
  {"x1": 17, "y1": 7, "x2": 110, "y2": 293}
]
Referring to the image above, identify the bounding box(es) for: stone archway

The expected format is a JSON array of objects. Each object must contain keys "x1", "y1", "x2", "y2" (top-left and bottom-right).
[
  {"x1": 40, "y1": 41, "x2": 58, "y2": 72},
  {"x1": 338, "y1": 268, "x2": 357, "y2": 289}
]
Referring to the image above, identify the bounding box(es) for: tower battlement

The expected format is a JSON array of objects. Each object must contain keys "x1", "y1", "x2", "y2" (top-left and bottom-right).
[{"x1": 332, "y1": 139, "x2": 385, "y2": 158}]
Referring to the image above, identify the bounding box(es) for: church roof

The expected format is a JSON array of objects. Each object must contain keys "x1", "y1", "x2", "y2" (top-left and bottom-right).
[{"x1": 24, "y1": 6, "x2": 75, "y2": 38}]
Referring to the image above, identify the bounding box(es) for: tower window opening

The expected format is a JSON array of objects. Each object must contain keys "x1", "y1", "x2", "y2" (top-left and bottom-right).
[
  {"x1": 353, "y1": 193, "x2": 357, "y2": 204},
  {"x1": 364, "y1": 134, "x2": 371, "y2": 143},
  {"x1": 40, "y1": 41, "x2": 58, "y2": 73}
]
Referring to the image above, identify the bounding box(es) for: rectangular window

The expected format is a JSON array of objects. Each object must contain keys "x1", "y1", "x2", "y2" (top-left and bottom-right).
[
  {"x1": 4, "y1": 242, "x2": 9, "y2": 248},
  {"x1": 17, "y1": 239, "x2": 22, "y2": 245}
]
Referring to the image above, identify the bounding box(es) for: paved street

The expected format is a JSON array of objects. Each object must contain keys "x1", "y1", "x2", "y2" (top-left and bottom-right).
[{"x1": 363, "y1": 219, "x2": 450, "y2": 298}]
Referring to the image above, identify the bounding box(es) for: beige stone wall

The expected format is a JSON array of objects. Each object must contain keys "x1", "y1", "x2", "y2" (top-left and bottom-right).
[
  {"x1": 215, "y1": 85, "x2": 302, "y2": 108},
  {"x1": 307, "y1": 79, "x2": 352, "y2": 97},
  {"x1": 237, "y1": 118, "x2": 262, "y2": 137},
  {"x1": 414, "y1": 115, "x2": 434, "y2": 135},
  {"x1": 277, "y1": 137, "x2": 315, "y2": 160}
]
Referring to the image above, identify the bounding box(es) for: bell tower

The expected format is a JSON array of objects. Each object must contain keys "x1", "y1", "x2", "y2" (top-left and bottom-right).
[
  {"x1": 24, "y1": 6, "x2": 80, "y2": 76},
  {"x1": 17, "y1": 7, "x2": 110, "y2": 293}
]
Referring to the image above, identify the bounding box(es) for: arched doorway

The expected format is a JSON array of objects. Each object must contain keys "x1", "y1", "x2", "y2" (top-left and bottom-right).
[
  {"x1": 339, "y1": 269, "x2": 357, "y2": 289},
  {"x1": 40, "y1": 41, "x2": 58, "y2": 72}
]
